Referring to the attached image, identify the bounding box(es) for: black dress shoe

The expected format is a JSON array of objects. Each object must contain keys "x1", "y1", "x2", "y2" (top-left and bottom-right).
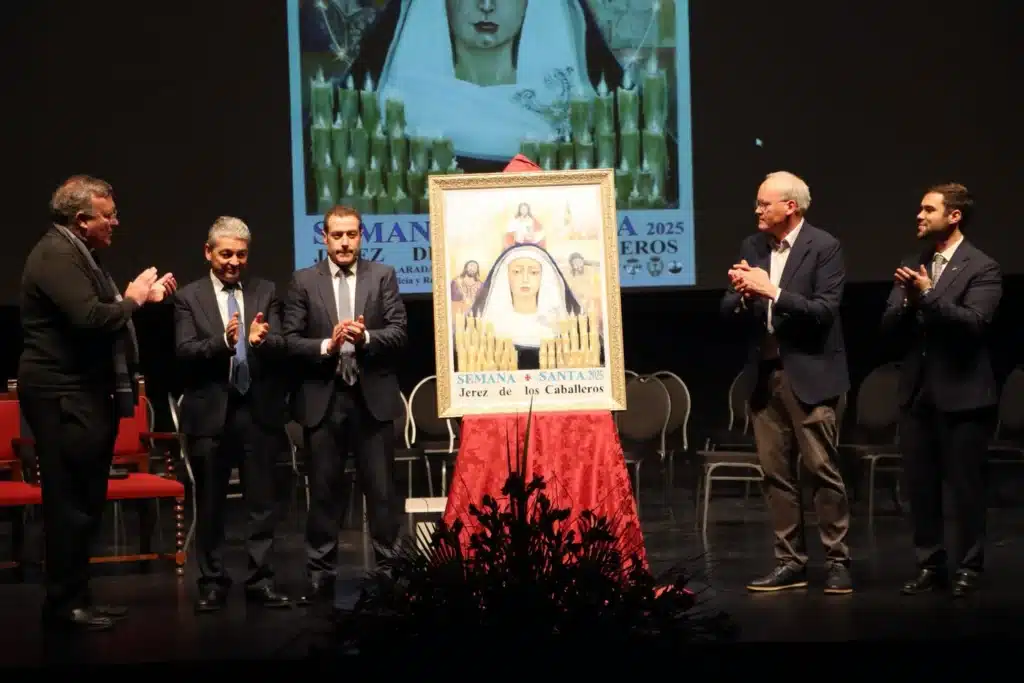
[
  {"x1": 824, "y1": 563, "x2": 854, "y2": 595},
  {"x1": 91, "y1": 604, "x2": 128, "y2": 620},
  {"x1": 952, "y1": 569, "x2": 980, "y2": 598},
  {"x1": 296, "y1": 578, "x2": 334, "y2": 606},
  {"x1": 900, "y1": 568, "x2": 948, "y2": 595},
  {"x1": 746, "y1": 564, "x2": 808, "y2": 592},
  {"x1": 244, "y1": 585, "x2": 292, "y2": 608},
  {"x1": 195, "y1": 585, "x2": 229, "y2": 613},
  {"x1": 43, "y1": 608, "x2": 115, "y2": 632}
]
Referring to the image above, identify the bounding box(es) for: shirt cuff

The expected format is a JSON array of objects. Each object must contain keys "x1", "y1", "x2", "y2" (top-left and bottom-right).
[
  {"x1": 320, "y1": 338, "x2": 332, "y2": 356},
  {"x1": 224, "y1": 332, "x2": 231, "y2": 348},
  {"x1": 364, "y1": 330, "x2": 370, "y2": 345},
  {"x1": 772, "y1": 287, "x2": 783, "y2": 303}
]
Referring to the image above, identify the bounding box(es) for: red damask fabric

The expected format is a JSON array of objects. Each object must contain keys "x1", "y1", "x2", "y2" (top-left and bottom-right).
[{"x1": 441, "y1": 412, "x2": 647, "y2": 569}]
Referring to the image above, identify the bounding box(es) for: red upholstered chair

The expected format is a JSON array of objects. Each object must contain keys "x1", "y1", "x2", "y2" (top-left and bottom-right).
[
  {"x1": 0, "y1": 393, "x2": 43, "y2": 572},
  {"x1": 112, "y1": 397, "x2": 156, "y2": 472},
  {"x1": 8, "y1": 379, "x2": 194, "y2": 576}
]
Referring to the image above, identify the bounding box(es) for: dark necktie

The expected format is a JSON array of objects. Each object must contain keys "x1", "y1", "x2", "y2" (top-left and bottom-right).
[
  {"x1": 225, "y1": 284, "x2": 250, "y2": 394},
  {"x1": 336, "y1": 269, "x2": 357, "y2": 385}
]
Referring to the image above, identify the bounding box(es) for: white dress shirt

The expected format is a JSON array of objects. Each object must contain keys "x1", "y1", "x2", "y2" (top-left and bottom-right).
[
  {"x1": 767, "y1": 219, "x2": 803, "y2": 333},
  {"x1": 320, "y1": 259, "x2": 370, "y2": 356},
  {"x1": 211, "y1": 271, "x2": 244, "y2": 348}
]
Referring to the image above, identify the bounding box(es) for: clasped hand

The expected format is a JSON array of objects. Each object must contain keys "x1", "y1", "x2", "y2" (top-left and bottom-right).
[
  {"x1": 727, "y1": 260, "x2": 778, "y2": 300},
  {"x1": 894, "y1": 265, "x2": 932, "y2": 297},
  {"x1": 329, "y1": 315, "x2": 365, "y2": 353}
]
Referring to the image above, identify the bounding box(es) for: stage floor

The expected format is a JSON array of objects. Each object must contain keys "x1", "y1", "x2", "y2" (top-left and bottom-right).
[{"x1": 3, "y1": 464, "x2": 1024, "y2": 667}]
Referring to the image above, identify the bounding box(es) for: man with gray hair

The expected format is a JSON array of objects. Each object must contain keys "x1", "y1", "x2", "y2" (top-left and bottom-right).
[
  {"x1": 19, "y1": 175, "x2": 176, "y2": 631},
  {"x1": 173, "y1": 216, "x2": 293, "y2": 613},
  {"x1": 720, "y1": 171, "x2": 853, "y2": 595}
]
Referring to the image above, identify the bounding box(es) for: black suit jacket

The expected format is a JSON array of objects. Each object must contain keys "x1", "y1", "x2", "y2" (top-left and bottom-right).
[
  {"x1": 880, "y1": 239, "x2": 1002, "y2": 412},
  {"x1": 18, "y1": 227, "x2": 140, "y2": 392},
  {"x1": 282, "y1": 258, "x2": 408, "y2": 427},
  {"x1": 173, "y1": 274, "x2": 289, "y2": 436},
  {"x1": 720, "y1": 222, "x2": 850, "y2": 406}
]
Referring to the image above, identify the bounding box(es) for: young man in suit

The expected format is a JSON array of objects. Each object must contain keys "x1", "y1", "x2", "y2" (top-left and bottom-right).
[
  {"x1": 173, "y1": 216, "x2": 292, "y2": 612},
  {"x1": 722, "y1": 171, "x2": 853, "y2": 594},
  {"x1": 19, "y1": 175, "x2": 176, "y2": 631},
  {"x1": 282, "y1": 205, "x2": 408, "y2": 606},
  {"x1": 881, "y1": 183, "x2": 1002, "y2": 598}
]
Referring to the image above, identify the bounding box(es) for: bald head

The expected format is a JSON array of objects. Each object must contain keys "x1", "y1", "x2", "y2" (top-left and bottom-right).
[{"x1": 756, "y1": 171, "x2": 810, "y2": 238}]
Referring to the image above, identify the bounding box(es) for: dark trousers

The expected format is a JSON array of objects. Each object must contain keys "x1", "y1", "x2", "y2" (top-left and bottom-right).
[
  {"x1": 900, "y1": 391, "x2": 994, "y2": 573},
  {"x1": 304, "y1": 381, "x2": 400, "y2": 579},
  {"x1": 18, "y1": 387, "x2": 117, "y2": 615},
  {"x1": 190, "y1": 394, "x2": 281, "y2": 590},
  {"x1": 750, "y1": 364, "x2": 851, "y2": 568}
]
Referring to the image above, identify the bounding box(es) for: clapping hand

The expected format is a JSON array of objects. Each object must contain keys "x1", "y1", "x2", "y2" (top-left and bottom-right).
[
  {"x1": 343, "y1": 315, "x2": 366, "y2": 346},
  {"x1": 226, "y1": 312, "x2": 240, "y2": 347},
  {"x1": 895, "y1": 265, "x2": 932, "y2": 297},
  {"x1": 147, "y1": 272, "x2": 177, "y2": 302},
  {"x1": 728, "y1": 260, "x2": 778, "y2": 300},
  {"x1": 248, "y1": 312, "x2": 269, "y2": 346}
]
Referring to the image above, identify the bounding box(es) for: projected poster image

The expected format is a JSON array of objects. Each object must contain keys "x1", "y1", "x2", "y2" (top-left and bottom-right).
[
  {"x1": 287, "y1": 0, "x2": 695, "y2": 292},
  {"x1": 428, "y1": 169, "x2": 626, "y2": 417}
]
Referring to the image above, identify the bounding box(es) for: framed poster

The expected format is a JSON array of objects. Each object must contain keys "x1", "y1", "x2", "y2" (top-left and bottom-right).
[{"x1": 429, "y1": 168, "x2": 626, "y2": 418}]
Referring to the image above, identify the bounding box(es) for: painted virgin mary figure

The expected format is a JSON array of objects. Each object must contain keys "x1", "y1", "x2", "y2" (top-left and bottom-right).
[
  {"x1": 329, "y1": 0, "x2": 625, "y2": 173},
  {"x1": 469, "y1": 243, "x2": 602, "y2": 370}
]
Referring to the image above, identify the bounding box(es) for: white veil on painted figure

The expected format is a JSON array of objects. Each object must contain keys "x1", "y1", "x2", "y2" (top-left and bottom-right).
[
  {"x1": 377, "y1": 0, "x2": 597, "y2": 161},
  {"x1": 471, "y1": 243, "x2": 581, "y2": 349}
]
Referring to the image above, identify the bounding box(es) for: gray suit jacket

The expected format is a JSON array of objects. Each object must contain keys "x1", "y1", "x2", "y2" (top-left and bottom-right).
[{"x1": 282, "y1": 258, "x2": 408, "y2": 427}]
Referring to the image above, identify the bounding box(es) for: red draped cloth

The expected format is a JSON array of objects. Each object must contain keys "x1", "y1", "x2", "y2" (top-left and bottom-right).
[{"x1": 441, "y1": 412, "x2": 647, "y2": 570}]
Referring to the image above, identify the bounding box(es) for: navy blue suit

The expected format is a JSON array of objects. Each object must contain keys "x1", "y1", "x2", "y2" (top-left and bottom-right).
[{"x1": 881, "y1": 238, "x2": 1002, "y2": 573}]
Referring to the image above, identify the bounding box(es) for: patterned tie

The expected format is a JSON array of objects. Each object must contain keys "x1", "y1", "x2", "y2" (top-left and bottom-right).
[
  {"x1": 226, "y1": 285, "x2": 250, "y2": 394},
  {"x1": 336, "y1": 269, "x2": 358, "y2": 385},
  {"x1": 931, "y1": 253, "x2": 947, "y2": 284}
]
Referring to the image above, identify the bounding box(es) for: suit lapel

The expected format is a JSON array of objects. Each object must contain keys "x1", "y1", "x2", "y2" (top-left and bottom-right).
[
  {"x1": 316, "y1": 259, "x2": 339, "y2": 326},
  {"x1": 241, "y1": 279, "x2": 257, "y2": 329},
  {"x1": 196, "y1": 276, "x2": 222, "y2": 331},
  {"x1": 928, "y1": 240, "x2": 971, "y2": 299},
  {"x1": 354, "y1": 262, "x2": 370, "y2": 319},
  {"x1": 778, "y1": 225, "x2": 812, "y2": 291},
  {"x1": 751, "y1": 238, "x2": 772, "y2": 319}
]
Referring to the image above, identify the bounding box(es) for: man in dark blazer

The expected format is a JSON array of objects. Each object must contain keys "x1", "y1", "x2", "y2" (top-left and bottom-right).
[
  {"x1": 174, "y1": 216, "x2": 293, "y2": 612},
  {"x1": 722, "y1": 171, "x2": 853, "y2": 595},
  {"x1": 18, "y1": 175, "x2": 176, "y2": 631},
  {"x1": 282, "y1": 205, "x2": 408, "y2": 605},
  {"x1": 881, "y1": 183, "x2": 1001, "y2": 598}
]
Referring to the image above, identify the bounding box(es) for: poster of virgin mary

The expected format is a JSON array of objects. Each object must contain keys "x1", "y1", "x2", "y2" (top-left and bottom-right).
[
  {"x1": 428, "y1": 168, "x2": 626, "y2": 418},
  {"x1": 463, "y1": 243, "x2": 604, "y2": 372}
]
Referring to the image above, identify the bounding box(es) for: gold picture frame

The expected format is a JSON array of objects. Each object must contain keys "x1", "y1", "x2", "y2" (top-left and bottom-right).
[{"x1": 429, "y1": 168, "x2": 626, "y2": 418}]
